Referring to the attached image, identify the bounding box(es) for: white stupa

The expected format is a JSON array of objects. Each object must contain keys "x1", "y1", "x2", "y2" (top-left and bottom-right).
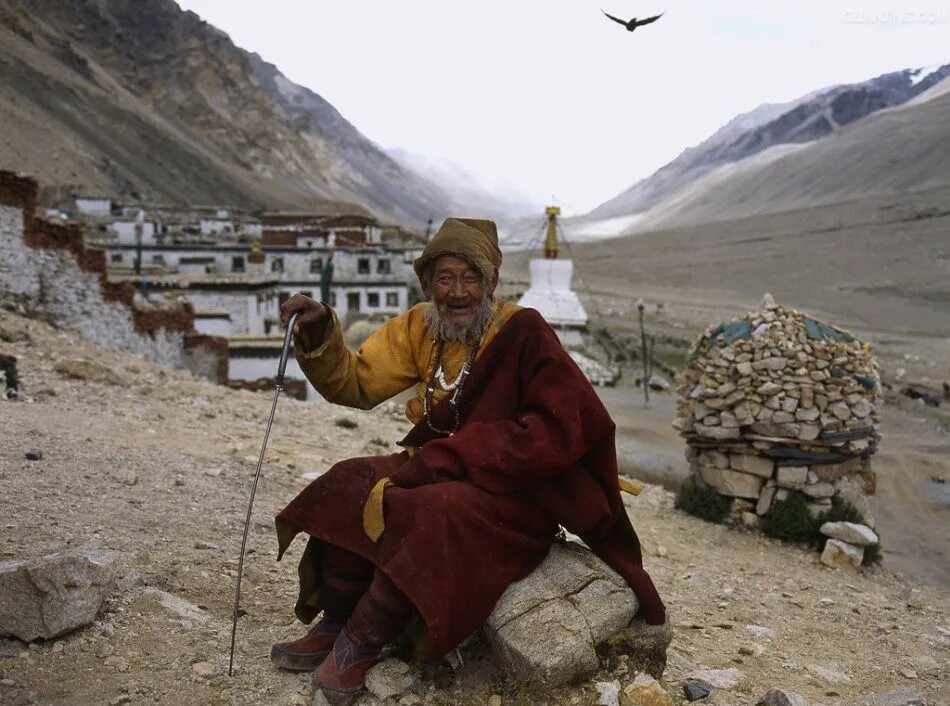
[{"x1": 517, "y1": 206, "x2": 588, "y2": 347}]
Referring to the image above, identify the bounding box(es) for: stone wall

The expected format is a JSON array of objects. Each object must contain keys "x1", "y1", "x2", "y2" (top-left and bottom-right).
[
  {"x1": 674, "y1": 295, "x2": 882, "y2": 547},
  {"x1": 0, "y1": 171, "x2": 226, "y2": 381}
]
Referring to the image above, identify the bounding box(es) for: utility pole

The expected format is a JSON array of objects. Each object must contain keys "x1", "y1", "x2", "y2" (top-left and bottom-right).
[
  {"x1": 637, "y1": 299, "x2": 649, "y2": 405},
  {"x1": 133, "y1": 209, "x2": 144, "y2": 275}
]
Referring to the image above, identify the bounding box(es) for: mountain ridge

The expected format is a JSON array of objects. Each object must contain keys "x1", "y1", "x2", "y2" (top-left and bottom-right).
[
  {"x1": 584, "y1": 63, "x2": 950, "y2": 226},
  {"x1": 0, "y1": 0, "x2": 528, "y2": 227}
]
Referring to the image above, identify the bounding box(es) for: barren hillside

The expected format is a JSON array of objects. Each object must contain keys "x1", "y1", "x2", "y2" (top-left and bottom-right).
[
  {"x1": 0, "y1": 0, "x2": 525, "y2": 226},
  {"x1": 630, "y1": 79, "x2": 950, "y2": 231}
]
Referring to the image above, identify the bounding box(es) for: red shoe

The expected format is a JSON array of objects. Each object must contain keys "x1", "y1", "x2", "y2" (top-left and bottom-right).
[
  {"x1": 313, "y1": 629, "x2": 380, "y2": 698},
  {"x1": 270, "y1": 616, "x2": 343, "y2": 671}
]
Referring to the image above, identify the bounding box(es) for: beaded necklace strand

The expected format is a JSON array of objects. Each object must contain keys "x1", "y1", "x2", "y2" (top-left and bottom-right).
[{"x1": 423, "y1": 337, "x2": 480, "y2": 435}]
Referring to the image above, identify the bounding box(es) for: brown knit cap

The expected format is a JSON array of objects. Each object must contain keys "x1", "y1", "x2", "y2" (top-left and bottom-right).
[{"x1": 413, "y1": 218, "x2": 503, "y2": 286}]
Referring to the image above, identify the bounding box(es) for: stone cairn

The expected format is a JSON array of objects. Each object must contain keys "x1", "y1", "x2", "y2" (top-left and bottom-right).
[{"x1": 672, "y1": 295, "x2": 883, "y2": 563}]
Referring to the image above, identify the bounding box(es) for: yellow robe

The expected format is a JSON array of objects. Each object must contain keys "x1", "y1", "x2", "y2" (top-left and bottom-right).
[{"x1": 294, "y1": 300, "x2": 522, "y2": 422}]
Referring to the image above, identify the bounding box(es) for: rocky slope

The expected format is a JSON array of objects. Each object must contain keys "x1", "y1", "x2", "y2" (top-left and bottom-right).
[
  {"x1": 627, "y1": 77, "x2": 950, "y2": 230},
  {"x1": 0, "y1": 0, "x2": 521, "y2": 227},
  {"x1": 1, "y1": 306, "x2": 947, "y2": 705},
  {"x1": 581, "y1": 63, "x2": 950, "y2": 228}
]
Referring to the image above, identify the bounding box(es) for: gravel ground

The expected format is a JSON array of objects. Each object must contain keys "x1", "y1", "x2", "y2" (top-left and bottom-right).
[{"x1": 1, "y1": 310, "x2": 947, "y2": 706}]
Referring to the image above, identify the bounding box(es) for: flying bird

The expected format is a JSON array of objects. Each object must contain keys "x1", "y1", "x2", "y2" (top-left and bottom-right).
[{"x1": 601, "y1": 10, "x2": 663, "y2": 32}]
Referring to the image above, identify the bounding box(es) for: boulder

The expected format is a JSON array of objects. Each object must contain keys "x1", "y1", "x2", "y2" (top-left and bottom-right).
[
  {"x1": 484, "y1": 541, "x2": 667, "y2": 686},
  {"x1": 820, "y1": 539, "x2": 864, "y2": 570},
  {"x1": 364, "y1": 658, "x2": 418, "y2": 700},
  {"x1": 620, "y1": 673, "x2": 674, "y2": 706},
  {"x1": 682, "y1": 680, "x2": 712, "y2": 701},
  {"x1": 819, "y1": 521, "x2": 878, "y2": 546},
  {"x1": 595, "y1": 681, "x2": 621, "y2": 706},
  {"x1": 756, "y1": 688, "x2": 807, "y2": 706},
  {"x1": 0, "y1": 549, "x2": 115, "y2": 641}
]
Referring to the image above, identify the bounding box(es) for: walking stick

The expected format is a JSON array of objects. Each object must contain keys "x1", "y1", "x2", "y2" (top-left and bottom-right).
[{"x1": 228, "y1": 313, "x2": 298, "y2": 676}]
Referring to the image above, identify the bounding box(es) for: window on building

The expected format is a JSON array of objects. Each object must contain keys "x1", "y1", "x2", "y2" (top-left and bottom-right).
[
  {"x1": 151, "y1": 255, "x2": 165, "y2": 265},
  {"x1": 367, "y1": 292, "x2": 380, "y2": 308},
  {"x1": 279, "y1": 291, "x2": 291, "y2": 305},
  {"x1": 358, "y1": 258, "x2": 370, "y2": 274},
  {"x1": 329, "y1": 292, "x2": 337, "y2": 307},
  {"x1": 310, "y1": 258, "x2": 323, "y2": 274},
  {"x1": 377, "y1": 259, "x2": 391, "y2": 274},
  {"x1": 232, "y1": 256, "x2": 245, "y2": 273},
  {"x1": 300, "y1": 291, "x2": 312, "y2": 299},
  {"x1": 271, "y1": 257, "x2": 284, "y2": 273},
  {"x1": 110, "y1": 254, "x2": 123, "y2": 263},
  {"x1": 386, "y1": 292, "x2": 398, "y2": 307}
]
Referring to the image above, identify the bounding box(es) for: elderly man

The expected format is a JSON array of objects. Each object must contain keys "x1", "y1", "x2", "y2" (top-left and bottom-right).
[{"x1": 272, "y1": 218, "x2": 666, "y2": 699}]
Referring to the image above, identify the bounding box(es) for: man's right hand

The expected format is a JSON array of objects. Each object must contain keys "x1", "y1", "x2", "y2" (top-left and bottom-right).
[{"x1": 280, "y1": 294, "x2": 331, "y2": 344}]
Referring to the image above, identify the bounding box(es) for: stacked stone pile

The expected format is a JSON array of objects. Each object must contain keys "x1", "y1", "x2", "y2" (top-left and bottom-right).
[{"x1": 673, "y1": 295, "x2": 883, "y2": 528}]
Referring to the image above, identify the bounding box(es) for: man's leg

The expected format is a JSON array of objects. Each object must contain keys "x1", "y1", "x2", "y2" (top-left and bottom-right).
[
  {"x1": 271, "y1": 544, "x2": 374, "y2": 671},
  {"x1": 314, "y1": 568, "x2": 414, "y2": 695}
]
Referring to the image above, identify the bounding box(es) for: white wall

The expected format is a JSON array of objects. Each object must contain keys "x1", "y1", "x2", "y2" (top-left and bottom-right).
[
  {"x1": 228, "y1": 355, "x2": 321, "y2": 401},
  {"x1": 200, "y1": 219, "x2": 233, "y2": 235},
  {"x1": 0, "y1": 205, "x2": 186, "y2": 366},
  {"x1": 110, "y1": 220, "x2": 157, "y2": 245},
  {"x1": 75, "y1": 198, "x2": 111, "y2": 216},
  {"x1": 194, "y1": 316, "x2": 232, "y2": 336}
]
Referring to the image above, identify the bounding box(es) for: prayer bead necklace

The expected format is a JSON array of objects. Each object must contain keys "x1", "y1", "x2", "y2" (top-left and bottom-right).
[
  {"x1": 424, "y1": 337, "x2": 479, "y2": 435},
  {"x1": 434, "y1": 364, "x2": 463, "y2": 391}
]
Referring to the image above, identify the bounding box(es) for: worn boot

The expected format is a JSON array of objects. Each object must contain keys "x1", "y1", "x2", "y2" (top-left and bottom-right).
[
  {"x1": 272, "y1": 544, "x2": 374, "y2": 671},
  {"x1": 313, "y1": 570, "x2": 413, "y2": 700},
  {"x1": 270, "y1": 616, "x2": 343, "y2": 671},
  {"x1": 313, "y1": 628, "x2": 382, "y2": 700}
]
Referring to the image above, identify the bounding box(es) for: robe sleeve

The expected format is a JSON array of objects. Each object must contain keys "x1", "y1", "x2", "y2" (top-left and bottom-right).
[
  {"x1": 294, "y1": 307, "x2": 420, "y2": 409},
  {"x1": 393, "y1": 318, "x2": 615, "y2": 494}
]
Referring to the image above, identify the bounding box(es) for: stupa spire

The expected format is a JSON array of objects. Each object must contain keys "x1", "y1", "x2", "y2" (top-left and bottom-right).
[{"x1": 543, "y1": 205, "x2": 561, "y2": 259}]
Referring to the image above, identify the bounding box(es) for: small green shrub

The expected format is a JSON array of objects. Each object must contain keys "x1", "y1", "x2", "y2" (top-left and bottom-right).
[
  {"x1": 863, "y1": 542, "x2": 883, "y2": 566},
  {"x1": 819, "y1": 495, "x2": 865, "y2": 525},
  {"x1": 334, "y1": 417, "x2": 358, "y2": 429},
  {"x1": 764, "y1": 492, "x2": 884, "y2": 567},
  {"x1": 675, "y1": 476, "x2": 730, "y2": 524},
  {"x1": 761, "y1": 493, "x2": 819, "y2": 542}
]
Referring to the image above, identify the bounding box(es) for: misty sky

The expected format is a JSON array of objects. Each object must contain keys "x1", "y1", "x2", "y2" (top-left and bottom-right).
[{"x1": 175, "y1": 1, "x2": 949, "y2": 215}]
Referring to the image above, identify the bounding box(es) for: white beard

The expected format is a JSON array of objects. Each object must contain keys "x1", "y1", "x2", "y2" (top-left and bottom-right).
[{"x1": 424, "y1": 296, "x2": 495, "y2": 343}]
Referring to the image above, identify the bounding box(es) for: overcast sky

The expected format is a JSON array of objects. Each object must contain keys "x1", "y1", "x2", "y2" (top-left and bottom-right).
[{"x1": 175, "y1": 1, "x2": 949, "y2": 215}]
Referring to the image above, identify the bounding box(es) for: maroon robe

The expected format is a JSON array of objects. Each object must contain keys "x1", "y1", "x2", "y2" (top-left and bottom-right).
[{"x1": 276, "y1": 308, "x2": 665, "y2": 659}]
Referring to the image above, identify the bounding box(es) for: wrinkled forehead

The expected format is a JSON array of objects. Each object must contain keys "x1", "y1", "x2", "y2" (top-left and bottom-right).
[{"x1": 431, "y1": 254, "x2": 482, "y2": 279}]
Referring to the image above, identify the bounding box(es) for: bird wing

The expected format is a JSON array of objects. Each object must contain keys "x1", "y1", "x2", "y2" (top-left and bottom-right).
[
  {"x1": 601, "y1": 9, "x2": 630, "y2": 26},
  {"x1": 634, "y1": 12, "x2": 663, "y2": 27}
]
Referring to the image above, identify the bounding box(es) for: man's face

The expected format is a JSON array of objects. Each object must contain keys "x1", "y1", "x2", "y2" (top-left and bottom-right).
[{"x1": 423, "y1": 255, "x2": 496, "y2": 330}]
